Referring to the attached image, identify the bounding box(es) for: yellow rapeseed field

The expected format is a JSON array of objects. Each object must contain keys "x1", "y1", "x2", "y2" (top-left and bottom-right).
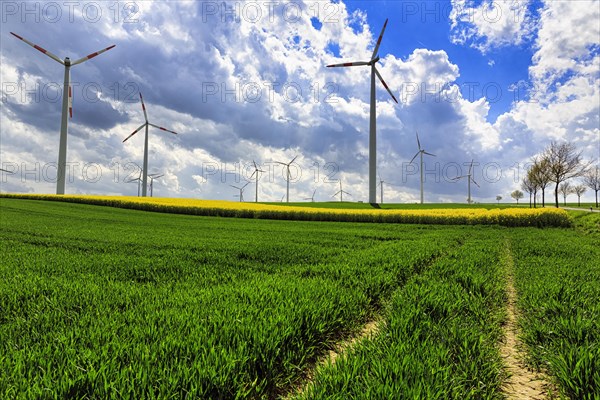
[{"x1": 0, "y1": 194, "x2": 572, "y2": 227}]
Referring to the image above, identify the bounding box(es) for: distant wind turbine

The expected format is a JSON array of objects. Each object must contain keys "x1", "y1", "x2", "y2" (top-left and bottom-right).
[
  {"x1": 326, "y1": 19, "x2": 398, "y2": 204},
  {"x1": 377, "y1": 173, "x2": 385, "y2": 204},
  {"x1": 250, "y1": 161, "x2": 265, "y2": 203},
  {"x1": 230, "y1": 182, "x2": 249, "y2": 202},
  {"x1": 123, "y1": 93, "x2": 178, "y2": 197},
  {"x1": 409, "y1": 131, "x2": 436, "y2": 204},
  {"x1": 453, "y1": 160, "x2": 479, "y2": 204},
  {"x1": 10, "y1": 32, "x2": 115, "y2": 195},
  {"x1": 332, "y1": 181, "x2": 351, "y2": 202},
  {"x1": 304, "y1": 189, "x2": 317, "y2": 202},
  {"x1": 148, "y1": 173, "x2": 164, "y2": 197},
  {"x1": 275, "y1": 155, "x2": 298, "y2": 203},
  {"x1": 126, "y1": 169, "x2": 143, "y2": 197}
]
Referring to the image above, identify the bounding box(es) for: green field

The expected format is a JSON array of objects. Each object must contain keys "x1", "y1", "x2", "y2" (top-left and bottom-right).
[{"x1": 1, "y1": 198, "x2": 598, "y2": 399}]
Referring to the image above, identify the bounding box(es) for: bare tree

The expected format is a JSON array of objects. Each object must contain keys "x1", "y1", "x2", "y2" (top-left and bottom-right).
[
  {"x1": 526, "y1": 166, "x2": 540, "y2": 208},
  {"x1": 572, "y1": 184, "x2": 587, "y2": 207},
  {"x1": 558, "y1": 182, "x2": 573, "y2": 206},
  {"x1": 529, "y1": 156, "x2": 552, "y2": 207},
  {"x1": 511, "y1": 190, "x2": 524, "y2": 204},
  {"x1": 583, "y1": 166, "x2": 600, "y2": 207},
  {"x1": 543, "y1": 142, "x2": 589, "y2": 207},
  {"x1": 521, "y1": 176, "x2": 535, "y2": 208}
]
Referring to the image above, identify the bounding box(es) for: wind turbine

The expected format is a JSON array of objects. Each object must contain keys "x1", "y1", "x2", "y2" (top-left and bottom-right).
[
  {"x1": 332, "y1": 181, "x2": 351, "y2": 202},
  {"x1": 453, "y1": 160, "x2": 479, "y2": 204},
  {"x1": 148, "y1": 173, "x2": 164, "y2": 197},
  {"x1": 304, "y1": 189, "x2": 317, "y2": 202},
  {"x1": 250, "y1": 161, "x2": 265, "y2": 203},
  {"x1": 409, "y1": 131, "x2": 436, "y2": 204},
  {"x1": 230, "y1": 182, "x2": 249, "y2": 202},
  {"x1": 126, "y1": 169, "x2": 143, "y2": 197},
  {"x1": 377, "y1": 173, "x2": 385, "y2": 204},
  {"x1": 326, "y1": 19, "x2": 398, "y2": 204},
  {"x1": 123, "y1": 93, "x2": 178, "y2": 197},
  {"x1": 275, "y1": 155, "x2": 298, "y2": 203},
  {"x1": 10, "y1": 32, "x2": 115, "y2": 195}
]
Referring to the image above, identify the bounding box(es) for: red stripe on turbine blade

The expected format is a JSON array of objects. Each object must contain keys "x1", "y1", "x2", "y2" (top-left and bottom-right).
[{"x1": 33, "y1": 45, "x2": 48, "y2": 54}]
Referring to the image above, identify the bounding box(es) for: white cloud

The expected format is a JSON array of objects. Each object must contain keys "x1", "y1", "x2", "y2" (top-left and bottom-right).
[{"x1": 450, "y1": 0, "x2": 536, "y2": 53}]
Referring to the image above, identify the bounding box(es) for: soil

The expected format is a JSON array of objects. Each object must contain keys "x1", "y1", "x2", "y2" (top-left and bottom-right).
[{"x1": 501, "y1": 244, "x2": 554, "y2": 399}]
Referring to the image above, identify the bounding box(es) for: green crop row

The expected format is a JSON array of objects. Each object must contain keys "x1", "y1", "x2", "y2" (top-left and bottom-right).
[
  {"x1": 0, "y1": 198, "x2": 461, "y2": 398},
  {"x1": 510, "y1": 229, "x2": 600, "y2": 399},
  {"x1": 294, "y1": 230, "x2": 507, "y2": 399}
]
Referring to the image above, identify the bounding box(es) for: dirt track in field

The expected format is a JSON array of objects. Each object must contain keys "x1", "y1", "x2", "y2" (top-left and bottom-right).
[
  {"x1": 501, "y1": 242, "x2": 553, "y2": 399},
  {"x1": 283, "y1": 318, "x2": 382, "y2": 399}
]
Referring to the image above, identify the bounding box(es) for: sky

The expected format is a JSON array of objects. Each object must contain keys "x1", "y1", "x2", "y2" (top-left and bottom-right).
[{"x1": 1, "y1": 0, "x2": 599, "y2": 203}]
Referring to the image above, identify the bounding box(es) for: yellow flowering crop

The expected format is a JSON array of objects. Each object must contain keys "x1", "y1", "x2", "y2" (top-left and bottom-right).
[{"x1": 0, "y1": 194, "x2": 572, "y2": 227}]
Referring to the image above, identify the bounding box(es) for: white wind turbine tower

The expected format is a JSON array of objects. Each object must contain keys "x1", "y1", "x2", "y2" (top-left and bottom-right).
[
  {"x1": 123, "y1": 93, "x2": 178, "y2": 197},
  {"x1": 332, "y1": 181, "x2": 351, "y2": 202},
  {"x1": 250, "y1": 161, "x2": 265, "y2": 203},
  {"x1": 326, "y1": 19, "x2": 398, "y2": 204},
  {"x1": 148, "y1": 173, "x2": 164, "y2": 197},
  {"x1": 275, "y1": 155, "x2": 298, "y2": 203},
  {"x1": 230, "y1": 182, "x2": 249, "y2": 202},
  {"x1": 409, "y1": 132, "x2": 436, "y2": 204},
  {"x1": 304, "y1": 189, "x2": 317, "y2": 202},
  {"x1": 10, "y1": 32, "x2": 115, "y2": 195},
  {"x1": 453, "y1": 160, "x2": 479, "y2": 204}
]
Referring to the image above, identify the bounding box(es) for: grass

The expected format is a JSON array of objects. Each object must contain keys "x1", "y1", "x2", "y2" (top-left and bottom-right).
[{"x1": 0, "y1": 197, "x2": 596, "y2": 398}]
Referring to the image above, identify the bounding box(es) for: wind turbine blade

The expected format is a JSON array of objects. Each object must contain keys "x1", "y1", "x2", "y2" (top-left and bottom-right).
[
  {"x1": 71, "y1": 44, "x2": 116, "y2": 66},
  {"x1": 453, "y1": 176, "x2": 467, "y2": 181},
  {"x1": 148, "y1": 123, "x2": 177, "y2": 135},
  {"x1": 371, "y1": 18, "x2": 389, "y2": 60},
  {"x1": 68, "y1": 72, "x2": 73, "y2": 119},
  {"x1": 469, "y1": 159, "x2": 474, "y2": 175},
  {"x1": 416, "y1": 131, "x2": 421, "y2": 150},
  {"x1": 327, "y1": 61, "x2": 370, "y2": 67},
  {"x1": 242, "y1": 182, "x2": 250, "y2": 189},
  {"x1": 123, "y1": 123, "x2": 147, "y2": 142},
  {"x1": 10, "y1": 32, "x2": 64, "y2": 65},
  {"x1": 274, "y1": 161, "x2": 287, "y2": 166},
  {"x1": 423, "y1": 151, "x2": 436, "y2": 157},
  {"x1": 250, "y1": 170, "x2": 256, "y2": 179},
  {"x1": 230, "y1": 184, "x2": 240, "y2": 189},
  {"x1": 374, "y1": 67, "x2": 398, "y2": 103},
  {"x1": 472, "y1": 178, "x2": 480, "y2": 188},
  {"x1": 139, "y1": 93, "x2": 148, "y2": 122},
  {"x1": 409, "y1": 152, "x2": 420, "y2": 164},
  {"x1": 289, "y1": 155, "x2": 298, "y2": 165}
]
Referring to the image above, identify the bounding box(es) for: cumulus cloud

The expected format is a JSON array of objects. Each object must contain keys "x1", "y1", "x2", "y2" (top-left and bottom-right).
[{"x1": 450, "y1": 0, "x2": 536, "y2": 53}]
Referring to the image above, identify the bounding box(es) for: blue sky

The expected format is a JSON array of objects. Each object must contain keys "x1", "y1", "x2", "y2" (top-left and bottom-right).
[{"x1": 1, "y1": 0, "x2": 599, "y2": 203}]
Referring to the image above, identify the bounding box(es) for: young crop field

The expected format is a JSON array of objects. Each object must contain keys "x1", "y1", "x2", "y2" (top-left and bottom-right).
[{"x1": 1, "y1": 197, "x2": 598, "y2": 399}]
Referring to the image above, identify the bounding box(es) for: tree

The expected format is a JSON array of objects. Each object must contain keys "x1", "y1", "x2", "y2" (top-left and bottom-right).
[
  {"x1": 529, "y1": 156, "x2": 552, "y2": 207},
  {"x1": 521, "y1": 176, "x2": 535, "y2": 208},
  {"x1": 526, "y1": 166, "x2": 540, "y2": 208},
  {"x1": 572, "y1": 184, "x2": 587, "y2": 207},
  {"x1": 583, "y1": 166, "x2": 600, "y2": 208},
  {"x1": 558, "y1": 182, "x2": 572, "y2": 206},
  {"x1": 511, "y1": 190, "x2": 524, "y2": 204},
  {"x1": 543, "y1": 141, "x2": 589, "y2": 208},
  {"x1": 496, "y1": 195, "x2": 502, "y2": 204}
]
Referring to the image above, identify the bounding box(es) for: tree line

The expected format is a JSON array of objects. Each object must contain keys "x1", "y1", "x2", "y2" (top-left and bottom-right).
[{"x1": 519, "y1": 142, "x2": 598, "y2": 208}]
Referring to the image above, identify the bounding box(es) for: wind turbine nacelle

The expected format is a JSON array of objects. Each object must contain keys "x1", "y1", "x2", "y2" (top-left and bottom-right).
[{"x1": 64, "y1": 57, "x2": 71, "y2": 66}]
